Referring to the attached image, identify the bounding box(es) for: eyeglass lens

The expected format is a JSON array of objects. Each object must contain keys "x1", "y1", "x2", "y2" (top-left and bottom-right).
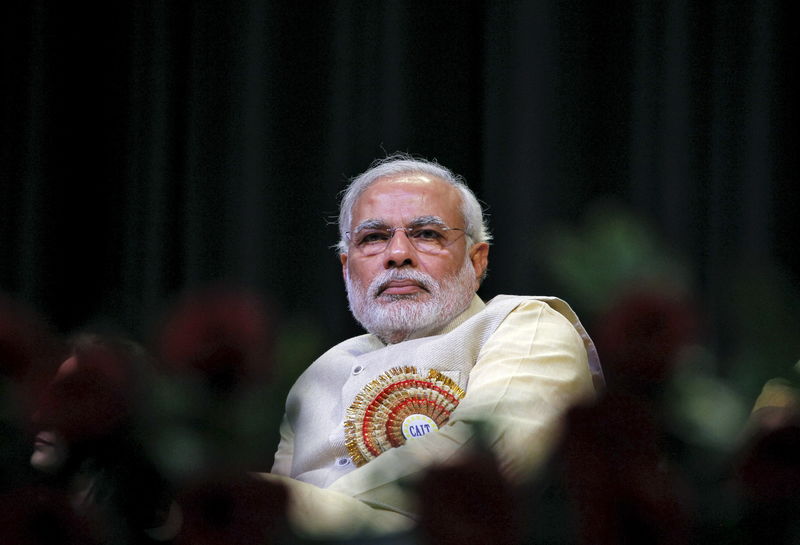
[{"x1": 352, "y1": 226, "x2": 463, "y2": 255}]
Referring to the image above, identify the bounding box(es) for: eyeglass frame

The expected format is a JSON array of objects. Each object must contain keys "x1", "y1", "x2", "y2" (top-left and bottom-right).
[{"x1": 344, "y1": 216, "x2": 469, "y2": 256}]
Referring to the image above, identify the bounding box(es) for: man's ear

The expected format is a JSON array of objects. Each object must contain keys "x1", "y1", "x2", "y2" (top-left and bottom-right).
[
  {"x1": 469, "y1": 242, "x2": 490, "y2": 285},
  {"x1": 340, "y1": 253, "x2": 348, "y2": 280}
]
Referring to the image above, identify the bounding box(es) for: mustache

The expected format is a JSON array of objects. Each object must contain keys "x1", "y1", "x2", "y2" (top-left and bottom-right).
[{"x1": 369, "y1": 270, "x2": 435, "y2": 297}]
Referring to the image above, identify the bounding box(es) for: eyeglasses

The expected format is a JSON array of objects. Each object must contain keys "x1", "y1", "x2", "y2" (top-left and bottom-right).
[{"x1": 346, "y1": 224, "x2": 467, "y2": 256}]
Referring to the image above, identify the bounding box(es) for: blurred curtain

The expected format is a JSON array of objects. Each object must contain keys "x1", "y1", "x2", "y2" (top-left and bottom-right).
[{"x1": 1, "y1": 1, "x2": 796, "y2": 362}]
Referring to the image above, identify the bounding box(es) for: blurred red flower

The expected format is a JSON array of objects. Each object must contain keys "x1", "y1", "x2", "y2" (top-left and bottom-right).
[
  {"x1": 736, "y1": 409, "x2": 800, "y2": 503},
  {"x1": 174, "y1": 474, "x2": 288, "y2": 545},
  {"x1": 731, "y1": 407, "x2": 800, "y2": 542},
  {"x1": 594, "y1": 290, "x2": 698, "y2": 388},
  {"x1": 0, "y1": 295, "x2": 60, "y2": 401},
  {"x1": 560, "y1": 394, "x2": 693, "y2": 545},
  {"x1": 0, "y1": 486, "x2": 96, "y2": 545},
  {"x1": 34, "y1": 337, "x2": 136, "y2": 444},
  {"x1": 416, "y1": 450, "x2": 522, "y2": 545},
  {"x1": 157, "y1": 288, "x2": 275, "y2": 392}
]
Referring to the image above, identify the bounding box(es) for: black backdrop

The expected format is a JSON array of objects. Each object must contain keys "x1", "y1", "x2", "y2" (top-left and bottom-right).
[{"x1": 2, "y1": 1, "x2": 797, "y2": 370}]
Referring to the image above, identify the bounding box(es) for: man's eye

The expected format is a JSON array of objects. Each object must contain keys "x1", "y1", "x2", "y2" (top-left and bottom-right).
[
  {"x1": 359, "y1": 232, "x2": 390, "y2": 244},
  {"x1": 412, "y1": 228, "x2": 444, "y2": 240}
]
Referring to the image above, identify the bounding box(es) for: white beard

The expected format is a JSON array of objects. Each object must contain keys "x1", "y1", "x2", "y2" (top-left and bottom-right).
[{"x1": 345, "y1": 255, "x2": 477, "y2": 344}]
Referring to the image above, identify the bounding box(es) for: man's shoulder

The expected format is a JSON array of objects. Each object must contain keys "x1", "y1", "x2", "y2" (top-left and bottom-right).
[
  {"x1": 475, "y1": 295, "x2": 577, "y2": 340},
  {"x1": 484, "y1": 296, "x2": 583, "y2": 343},
  {"x1": 485, "y1": 295, "x2": 579, "y2": 322},
  {"x1": 485, "y1": 295, "x2": 604, "y2": 389},
  {"x1": 486, "y1": 294, "x2": 566, "y2": 307},
  {"x1": 483, "y1": 294, "x2": 572, "y2": 319}
]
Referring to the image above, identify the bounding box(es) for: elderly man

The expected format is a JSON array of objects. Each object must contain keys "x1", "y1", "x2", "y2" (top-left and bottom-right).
[{"x1": 261, "y1": 155, "x2": 602, "y2": 537}]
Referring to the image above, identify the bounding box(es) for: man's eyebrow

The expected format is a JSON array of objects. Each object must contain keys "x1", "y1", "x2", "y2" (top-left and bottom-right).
[
  {"x1": 353, "y1": 216, "x2": 446, "y2": 232},
  {"x1": 407, "y1": 216, "x2": 446, "y2": 227},
  {"x1": 352, "y1": 219, "x2": 389, "y2": 233}
]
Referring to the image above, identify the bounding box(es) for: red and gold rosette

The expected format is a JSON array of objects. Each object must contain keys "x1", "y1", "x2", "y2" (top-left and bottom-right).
[{"x1": 344, "y1": 366, "x2": 465, "y2": 467}]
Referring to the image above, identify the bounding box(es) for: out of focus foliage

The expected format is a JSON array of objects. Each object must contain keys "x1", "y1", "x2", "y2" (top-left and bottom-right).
[
  {"x1": 543, "y1": 201, "x2": 800, "y2": 453},
  {"x1": 534, "y1": 201, "x2": 800, "y2": 544},
  {"x1": 2, "y1": 203, "x2": 799, "y2": 544},
  {"x1": 0, "y1": 286, "x2": 324, "y2": 544},
  {"x1": 544, "y1": 201, "x2": 691, "y2": 314}
]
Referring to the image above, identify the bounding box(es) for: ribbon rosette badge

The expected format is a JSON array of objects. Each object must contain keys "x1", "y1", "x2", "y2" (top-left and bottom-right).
[{"x1": 344, "y1": 366, "x2": 466, "y2": 466}]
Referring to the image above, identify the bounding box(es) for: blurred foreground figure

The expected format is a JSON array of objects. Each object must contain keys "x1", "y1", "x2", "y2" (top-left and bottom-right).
[
  {"x1": 735, "y1": 378, "x2": 800, "y2": 544},
  {"x1": 258, "y1": 154, "x2": 603, "y2": 538},
  {"x1": 30, "y1": 334, "x2": 181, "y2": 544},
  {"x1": 553, "y1": 291, "x2": 697, "y2": 545}
]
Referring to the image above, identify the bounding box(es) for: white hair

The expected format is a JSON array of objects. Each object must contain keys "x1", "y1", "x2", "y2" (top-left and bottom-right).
[{"x1": 337, "y1": 154, "x2": 492, "y2": 253}]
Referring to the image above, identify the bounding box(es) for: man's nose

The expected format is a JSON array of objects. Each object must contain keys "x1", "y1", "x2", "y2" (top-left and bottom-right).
[{"x1": 384, "y1": 229, "x2": 417, "y2": 269}]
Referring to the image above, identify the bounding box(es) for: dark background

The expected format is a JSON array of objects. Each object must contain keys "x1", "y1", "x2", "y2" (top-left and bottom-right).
[{"x1": 1, "y1": 1, "x2": 797, "y2": 383}]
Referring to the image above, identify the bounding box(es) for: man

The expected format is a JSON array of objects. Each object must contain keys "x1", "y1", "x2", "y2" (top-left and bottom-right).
[
  {"x1": 29, "y1": 334, "x2": 182, "y2": 543},
  {"x1": 260, "y1": 154, "x2": 603, "y2": 537}
]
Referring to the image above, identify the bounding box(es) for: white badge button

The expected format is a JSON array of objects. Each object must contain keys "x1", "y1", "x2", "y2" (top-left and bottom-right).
[{"x1": 401, "y1": 414, "x2": 439, "y2": 440}]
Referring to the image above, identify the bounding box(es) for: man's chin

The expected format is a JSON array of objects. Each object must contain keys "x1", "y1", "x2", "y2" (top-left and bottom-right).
[{"x1": 374, "y1": 292, "x2": 428, "y2": 303}]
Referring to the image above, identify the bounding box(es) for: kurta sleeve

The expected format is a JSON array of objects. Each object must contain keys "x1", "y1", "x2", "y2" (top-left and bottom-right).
[
  {"x1": 263, "y1": 415, "x2": 414, "y2": 537},
  {"x1": 254, "y1": 470, "x2": 414, "y2": 538}
]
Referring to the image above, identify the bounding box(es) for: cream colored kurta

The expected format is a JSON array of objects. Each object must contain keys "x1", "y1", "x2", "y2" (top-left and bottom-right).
[{"x1": 257, "y1": 294, "x2": 601, "y2": 538}]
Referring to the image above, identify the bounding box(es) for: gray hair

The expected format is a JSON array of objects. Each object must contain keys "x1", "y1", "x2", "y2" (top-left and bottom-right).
[{"x1": 337, "y1": 154, "x2": 492, "y2": 253}]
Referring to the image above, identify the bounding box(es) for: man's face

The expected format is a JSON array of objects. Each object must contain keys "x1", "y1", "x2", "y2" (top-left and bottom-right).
[
  {"x1": 31, "y1": 430, "x2": 69, "y2": 474},
  {"x1": 30, "y1": 356, "x2": 78, "y2": 474},
  {"x1": 341, "y1": 174, "x2": 489, "y2": 343}
]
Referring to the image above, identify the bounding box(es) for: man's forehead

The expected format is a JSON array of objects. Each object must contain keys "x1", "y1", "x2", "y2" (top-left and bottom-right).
[{"x1": 350, "y1": 175, "x2": 461, "y2": 225}]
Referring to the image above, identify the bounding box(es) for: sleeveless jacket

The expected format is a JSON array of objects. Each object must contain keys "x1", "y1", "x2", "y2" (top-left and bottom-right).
[{"x1": 273, "y1": 294, "x2": 602, "y2": 496}]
